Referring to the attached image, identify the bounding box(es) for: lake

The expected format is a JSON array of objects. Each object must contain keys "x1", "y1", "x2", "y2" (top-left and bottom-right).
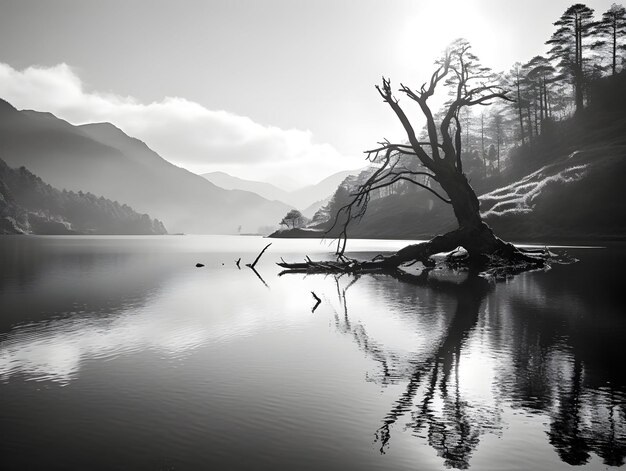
[{"x1": 1, "y1": 235, "x2": 625, "y2": 470}]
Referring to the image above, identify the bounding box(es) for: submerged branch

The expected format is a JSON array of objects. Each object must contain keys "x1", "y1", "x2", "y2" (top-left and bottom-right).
[
  {"x1": 247, "y1": 243, "x2": 272, "y2": 269},
  {"x1": 311, "y1": 291, "x2": 322, "y2": 312}
]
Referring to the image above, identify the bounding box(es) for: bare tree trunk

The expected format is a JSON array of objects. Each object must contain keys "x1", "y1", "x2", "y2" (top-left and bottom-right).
[
  {"x1": 539, "y1": 81, "x2": 545, "y2": 133},
  {"x1": 545, "y1": 85, "x2": 549, "y2": 120},
  {"x1": 437, "y1": 170, "x2": 482, "y2": 231},
  {"x1": 481, "y1": 113, "x2": 486, "y2": 176},
  {"x1": 497, "y1": 136, "x2": 501, "y2": 172},
  {"x1": 613, "y1": 18, "x2": 617, "y2": 76},
  {"x1": 575, "y1": 15, "x2": 585, "y2": 113},
  {"x1": 516, "y1": 80, "x2": 525, "y2": 145},
  {"x1": 534, "y1": 89, "x2": 539, "y2": 136},
  {"x1": 526, "y1": 104, "x2": 533, "y2": 143},
  {"x1": 373, "y1": 166, "x2": 539, "y2": 265},
  {"x1": 574, "y1": 72, "x2": 584, "y2": 113}
]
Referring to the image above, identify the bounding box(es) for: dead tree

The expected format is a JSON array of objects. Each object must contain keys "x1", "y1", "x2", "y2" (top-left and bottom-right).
[{"x1": 280, "y1": 39, "x2": 554, "y2": 276}]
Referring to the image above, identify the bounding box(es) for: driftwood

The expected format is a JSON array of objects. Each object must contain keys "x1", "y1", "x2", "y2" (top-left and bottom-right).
[
  {"x1": 278, "y1": 231, "x2": 573, "y2": 280},
  {"x1": 311, "y1": 291, "x2": 322, "y2": 312},
  {"x1": 246, "y1": 243, "x2": 272, "y2": 288},
  {"x1": 247, "y1": 243, "x2": 272, "y2": 269}
]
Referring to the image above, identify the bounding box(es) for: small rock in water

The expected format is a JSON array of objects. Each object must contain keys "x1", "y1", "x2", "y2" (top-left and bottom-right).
[{"x1": 195, "y1": 263, "x2": 205, "y2": 268}]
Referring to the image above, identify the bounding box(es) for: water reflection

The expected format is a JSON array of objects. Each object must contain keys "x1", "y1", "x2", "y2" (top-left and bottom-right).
[
  {"x1": 1, "y1": 237, "x2": 625, "y2": 470},
  {"x1": 0, "y1": 239, "x2": 283, "y2": 384},
  {"x1": 330, "y1": 267, "x2": 626, "y2": 469}
]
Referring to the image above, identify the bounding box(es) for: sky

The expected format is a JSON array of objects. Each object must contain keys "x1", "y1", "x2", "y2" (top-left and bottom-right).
[{"x1": 0, "y1": 0, "x2": 618, "y2": 188}]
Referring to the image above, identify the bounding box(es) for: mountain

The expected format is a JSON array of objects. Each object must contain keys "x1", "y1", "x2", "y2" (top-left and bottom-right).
[
  {"x1": 0, "y1": 99, "x2": 291, "y2": 234},
  {"x1": 0, "y1": 158, "x2": 166, "y2": 235},
  {"x1": 202, "y1": 169, "x2": 359, "y2": 212},
  {"x1": 289, "y1": 170, "x2": 357, "y2": 210},
  {"x1": 201, "y1": 171, "x2": 289, "y2": 203}
]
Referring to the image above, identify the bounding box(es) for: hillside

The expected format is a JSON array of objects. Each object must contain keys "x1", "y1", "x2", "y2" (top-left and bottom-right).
[
  {"x1": 482, "y1": 144, "x2": 626, "y2": 241},
  {"x1": 271, "y1": 110, "x2": 626, "y2": 243},
  {"x1": 0, "y1": 99, "x2": 291, "y2": 234},
  {"x1": 0, "y1": 158, "x2": 167, "y2": 235}
]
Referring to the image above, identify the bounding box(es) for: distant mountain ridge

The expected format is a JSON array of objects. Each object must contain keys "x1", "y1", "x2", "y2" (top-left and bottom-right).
[
  {"x1": 202, "y1": 169, "x2": 359, "y2": 217},
  {"x1": 201, "y1": 171, "x2": 289, "y2": 203},
  {"x1": 0, "y1": 99, "x2": 291, "y2": 234},
  {"x1": 0, "y1": 157, "x2": 167, "y2": 235}
]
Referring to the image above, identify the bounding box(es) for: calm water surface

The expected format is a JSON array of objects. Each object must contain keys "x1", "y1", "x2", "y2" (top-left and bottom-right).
[{"x1": 1, "y1": 235, "x2": 625, "y2": 470}]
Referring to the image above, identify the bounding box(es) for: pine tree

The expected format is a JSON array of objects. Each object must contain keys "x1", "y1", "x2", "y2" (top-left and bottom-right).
[
  {"x1": 524, "y1": 56, "x2": 558, "y2": 135},
  {"x1": 546, "y1": 4, "x2": 595, "y2": 113},
  {"x1": 592, "y1": 3, "x2": 626, "y2": 76}
]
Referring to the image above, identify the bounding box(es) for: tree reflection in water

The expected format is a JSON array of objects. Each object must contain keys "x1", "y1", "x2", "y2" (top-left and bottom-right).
[{"x1": 327, "y1": 268, "x2": 626, "y2": 469}]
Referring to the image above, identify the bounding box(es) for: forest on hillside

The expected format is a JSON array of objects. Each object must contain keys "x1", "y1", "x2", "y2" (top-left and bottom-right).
[
  {"x1": 291, "y1": 3, "x2": 626, "y2": 242},
  {"x1": 0, "y1": 158, "x2": 167, "y2": 235}
]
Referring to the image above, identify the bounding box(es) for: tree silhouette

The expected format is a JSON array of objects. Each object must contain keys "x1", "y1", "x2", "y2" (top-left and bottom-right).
[
  {"x1": 280, "y1": 209, "x2": 306, "y2": 229},
  {"x1": 546, "y1": 4, "x2": 596, "y2": 114},
  {"x1": 524, "y1": 55, "x2": 558, "y2": 135},
  {"x1": 505, "y1": 63, "x2": 528, "y2": 146},
  {"x1": 281, "y1": 39, "x2": 550, "y2": 275},
  {"x1": 592, "y1": 3, "x2": 626, "y2": 76}
]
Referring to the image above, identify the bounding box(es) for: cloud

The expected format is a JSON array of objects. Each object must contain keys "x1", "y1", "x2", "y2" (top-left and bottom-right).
[{"x1": 0, "y1": 62, "x2": 362, "y2": 187}]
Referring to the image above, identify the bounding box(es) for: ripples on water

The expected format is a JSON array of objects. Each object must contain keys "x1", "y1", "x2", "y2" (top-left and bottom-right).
[{"x1": 0, "y1": 235, "x2": 625, "y2": 470}]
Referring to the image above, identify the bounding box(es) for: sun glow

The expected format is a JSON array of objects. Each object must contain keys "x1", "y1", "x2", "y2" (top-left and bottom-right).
[{"x1": 397, "y1": 0, "x2": 512, "y2": 78}]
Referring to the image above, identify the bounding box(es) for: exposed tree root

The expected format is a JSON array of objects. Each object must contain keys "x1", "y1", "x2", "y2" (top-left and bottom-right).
[{"x1": 278, "y1": 223, "x2": 573, "y2": 280}]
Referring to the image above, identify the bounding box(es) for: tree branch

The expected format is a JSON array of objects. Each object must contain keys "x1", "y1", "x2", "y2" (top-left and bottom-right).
[
  {"x1": 453, "y1": 114, "x2": 463, "y2": 173},
  {"x1": 246, "y1": 243, "x2": 272, "y2": 269},
  {"x1": 376, "y1": 77, "x2": 438, "y2": 171},
  {"x1": 355, "y1": 176, "x2": 452, "y2": 204}
]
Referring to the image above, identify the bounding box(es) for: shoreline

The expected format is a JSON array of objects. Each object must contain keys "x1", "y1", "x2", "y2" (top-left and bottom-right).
[{"x1": 267, "y1": 228, "x2": 626, "y2": 246}]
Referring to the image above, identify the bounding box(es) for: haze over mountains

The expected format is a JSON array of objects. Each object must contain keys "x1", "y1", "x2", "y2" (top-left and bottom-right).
[
  {"x1": 202, "y1": 170, "x2": 358, "y2": 217},
  {"x1": 0, "y1": 99, "x2": 292, "y2": 234}
]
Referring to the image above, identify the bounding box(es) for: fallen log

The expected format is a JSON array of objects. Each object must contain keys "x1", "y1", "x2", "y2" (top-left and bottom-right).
[{"x1": 276, "y1": 229, "x2": 572, "y2": 279}]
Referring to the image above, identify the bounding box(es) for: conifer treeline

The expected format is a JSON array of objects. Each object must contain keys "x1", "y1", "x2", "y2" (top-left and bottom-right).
[
  {"x1": 314, "y1": 4, "x2": 626, "y2": 229},
  {"x1": 0, "y1": 157, "x2": 167, "y2": 234},
  {"x1": 462, "y1": 3, "x2": 626, "y2": 179}
]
